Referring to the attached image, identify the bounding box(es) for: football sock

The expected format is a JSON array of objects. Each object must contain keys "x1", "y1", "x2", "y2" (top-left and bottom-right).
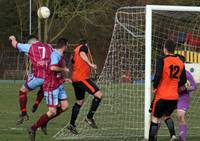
[
  {"x1": 40, "y1": 106, "x2": 65, "y2": 127},
  {"x1": 50, "y1": 105, "x2": 64, "y2": 120},
  {"x1": 157, "y1": 123, "x2": 161, "y2": 132},
  {"x1": 19, "y1": 91, "x2": 27, "y2": 115},
  {"x1": 149, "y1": 121, "x2": 159, "y2": 141},
  {"x1": 34, "y1": 88, "x2": 44, "y2": 106},
  {"x1": 70, "y1": 103, "x2": 81, "y2": 126},
  {"x1": 154, "y1": 123, "x2": 161, "y2": 141},
  {"x1": 31, "y1": 113, "x2": 49, "y2": 131},
  {"x1": 87, "y1": 97, "x2": 101, "y2": 119},
  {"x1": 165, "y1": 118, "x2": 176, "y2": 137},
  {"x1": 179, "y1": 124, "x2": 187, "y2": 141}
]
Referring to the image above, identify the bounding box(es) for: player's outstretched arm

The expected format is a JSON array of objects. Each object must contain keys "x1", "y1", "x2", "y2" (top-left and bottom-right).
[
  {"x1": 9, "y1": 35, "x2": 31, "y2": 53},
  {"x1": 80, "y1": 52, "x2": 97, "y2": 70},
  {"x1": 50, "y1": 66, "x2": 69, "y2": 72},
  {"x1": 9, "y1": 35, "x2": 18, "y2": 48}
]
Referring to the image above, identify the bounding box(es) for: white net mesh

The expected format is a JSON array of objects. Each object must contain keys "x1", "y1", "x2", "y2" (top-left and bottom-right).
[
  {"x1": 54, "y1": 6, "x2": 200, "y2": 140},
  {"x1": 151, "y1": 9, "x2": 200, "y2": 138}
]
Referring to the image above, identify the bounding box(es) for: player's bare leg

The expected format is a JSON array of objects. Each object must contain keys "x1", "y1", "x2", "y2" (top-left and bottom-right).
[
  {"x1": 177, "y1": 110, "x2": 187, "y2": 141},
  {"x1": 16, "y1": 86, "x2": 30, "y2": 125},
  {"x1": 85, "y1": 91, "x2": 103, "y2": 128}
]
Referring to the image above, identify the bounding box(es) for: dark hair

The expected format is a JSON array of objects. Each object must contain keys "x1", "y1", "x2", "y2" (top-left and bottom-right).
[
  {"x1": 177, "y1": 54, "x2": 186, "y2": 63},
  {"x1": 79, "y1": 38, "x2": 87, "y2": 44},
  {"x1": 55, "y1": 38, "x2": 68, "y2": 49},
  {"x1": 27, "y1": 35, "x2": 38, "y2": 41},
  {"x1": 164, "y1": 39, "x2": 176, "y2": 53}
]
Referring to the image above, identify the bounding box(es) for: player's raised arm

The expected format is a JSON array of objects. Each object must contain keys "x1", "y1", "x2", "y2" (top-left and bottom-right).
[
  {"x1": 9, "y1": 35, "x2": 18, "y2": 48},
  {"x1": 9, "y1": 35, "x2": 33, "y2": 53}
]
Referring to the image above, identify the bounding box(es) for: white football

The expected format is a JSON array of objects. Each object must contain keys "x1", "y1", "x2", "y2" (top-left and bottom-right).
[{"x1": 37, "y1": 6, "x2": 50, "y2": 19}]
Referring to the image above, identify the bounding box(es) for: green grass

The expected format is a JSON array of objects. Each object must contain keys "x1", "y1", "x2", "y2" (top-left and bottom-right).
[{"x1": 0, "y1": 82, "x2": 199, "y2": 141}]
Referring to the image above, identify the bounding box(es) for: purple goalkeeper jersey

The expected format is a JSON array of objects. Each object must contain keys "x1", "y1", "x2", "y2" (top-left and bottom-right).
[{"x1": 178, "y1": 70, "x2": 196, "y2": 111}]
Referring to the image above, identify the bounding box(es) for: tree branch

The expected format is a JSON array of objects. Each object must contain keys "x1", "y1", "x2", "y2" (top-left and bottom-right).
[{"x1": 49, "y1": 0, "x2": 83, "y2": 42}]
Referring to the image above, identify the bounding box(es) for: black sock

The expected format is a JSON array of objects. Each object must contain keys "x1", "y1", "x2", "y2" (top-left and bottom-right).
[
  {"x1": 87, "y1": 97, "x2": 101, "y2": 119},
  {"x1": 70, "y1": 103, "x2": 81, "y2": 126},
  {"x1": 22, "y1": 112, "x2": 27, "y2": 116},
  {"x1": 165, "y1": 118, "x2": 175, "y2": 137},
  {"x1": 149, "y1": 121, "x2": 158, "y2": 141}
]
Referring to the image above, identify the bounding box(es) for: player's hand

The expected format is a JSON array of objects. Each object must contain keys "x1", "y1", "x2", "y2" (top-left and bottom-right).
[
  {"x1": 178, "y1": 85, "x2": 186, "y2": 93},
  {"x1": 90, "y1": 64, "x2": 97, "y2": 70},
  {"x1": 9, "y1": 35, "x2": 16, "y2": 41},
  {"x1": 63, "y1": 67, "x2": 69, "y2": 72},
  {"x1": 65, "y1": 78, "x2": 72, "y2": 83},
  {"x1": 153, "y1": 88, "x2": 157, "y2": 94}
]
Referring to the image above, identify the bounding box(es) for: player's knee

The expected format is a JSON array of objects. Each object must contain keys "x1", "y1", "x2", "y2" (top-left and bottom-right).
[
  {"x1": 61, "y1": 101, "x2": 69, "y2": 111},
  {"x1": 164, "y1": 116, "x2": 171, "y2": 120},
  {"x1": 47, "y1": 108, "x2": 57, "y2": 117},
  {"x1": 94, "y1": 91, "x2": 103, "y2": 99},
  {"x1": 177, "y1": 114, "x2": 185, "y2": 124},
  {"x1": 151, "y1": 116, "x2": 159, "y2": 123},
  {"x1": 20, "y1": 86, "x2": 29, "y2": 93},
  {"x1": 77, "y1": 100, "x2": 84, "y2": 106}
]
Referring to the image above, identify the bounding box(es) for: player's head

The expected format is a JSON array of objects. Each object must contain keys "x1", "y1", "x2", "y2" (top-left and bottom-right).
[
  {"x1": 27, "y1": 35, "x2": 38, "y2": 44},
  {"x1": 55, "y1": 38, "x2": 68, "y2": 50},
  {"x1": 79, "y1": 39, "x2": 88, "y2": 46},
  {"x1": 163, "y1": 39, "x2": 176, "y2": 55}
]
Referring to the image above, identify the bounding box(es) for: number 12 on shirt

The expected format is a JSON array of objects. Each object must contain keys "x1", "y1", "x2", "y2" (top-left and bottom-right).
[{"x1": 169, "y1": 65, "x2": 180, "y2": 79}]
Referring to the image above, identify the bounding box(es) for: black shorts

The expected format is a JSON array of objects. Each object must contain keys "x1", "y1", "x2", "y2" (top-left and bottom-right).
[
  {"x1": 152, "y1": 99, "x2": 177, "y2": 118},
  {"x1": 72, "y1": 79, "x2": 100, "y2": 100}
]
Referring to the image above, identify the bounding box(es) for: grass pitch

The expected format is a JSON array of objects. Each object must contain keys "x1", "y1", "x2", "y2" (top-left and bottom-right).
[{"x1": 0, "y1": 82, "x2": 199, "y2": 141}]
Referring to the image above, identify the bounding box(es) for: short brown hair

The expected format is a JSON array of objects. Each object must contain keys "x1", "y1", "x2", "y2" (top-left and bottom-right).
[
  {"x1": 27, "y1": 35, "x2": 38, "y2": 41},
  {"x1": 55, "y1": 38, "x2": 68, "y2": 49},
  {"x1": 164, "y1": 39, "x2": 176, "y2": 53}
]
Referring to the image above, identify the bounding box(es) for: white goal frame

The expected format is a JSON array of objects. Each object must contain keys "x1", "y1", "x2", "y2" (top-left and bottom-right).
[{"x1": 144, "y1": 5, "x2": 200, "y2": 140}]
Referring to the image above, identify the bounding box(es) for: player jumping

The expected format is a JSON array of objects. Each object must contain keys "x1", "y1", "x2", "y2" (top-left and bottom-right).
[
  {"x1": 67, "y1": 39, "x2": 103, "y2": 134},
  {"x1": 177, "y1": 55, "x2": 197, "y2": 141},
  {"x1": 9, "y1": 35, "x2": 52, "y2": 125},
  {"x1": 28, "y1": 38, "x2": 70, "y2": 141},
  {"x1": 149, "y1": 39, "x2": 187, "y2": 141}
]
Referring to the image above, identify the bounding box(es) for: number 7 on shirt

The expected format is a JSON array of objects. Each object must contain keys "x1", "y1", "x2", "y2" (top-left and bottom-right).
[{"x1": 38, "y1": 46, "x2": 46, "y2": 59}]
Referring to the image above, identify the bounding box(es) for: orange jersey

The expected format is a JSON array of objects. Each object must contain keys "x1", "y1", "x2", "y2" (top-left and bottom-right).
[
  {"x1": 71, "y1": 45, "x2": 90, "y2": 82},
  {"x1": 155, "y1": 55, "x2": 185, "y2": 100}
]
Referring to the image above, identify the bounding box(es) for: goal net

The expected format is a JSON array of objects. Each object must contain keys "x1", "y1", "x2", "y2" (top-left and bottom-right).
[{"x1": 54, "y1": 6, "x2": 200, "y2": 140}]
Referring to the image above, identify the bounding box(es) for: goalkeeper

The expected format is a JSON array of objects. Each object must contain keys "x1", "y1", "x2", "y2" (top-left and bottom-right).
[{"x1": 177, "y1": 55, "x2": 197, "y2": 141}]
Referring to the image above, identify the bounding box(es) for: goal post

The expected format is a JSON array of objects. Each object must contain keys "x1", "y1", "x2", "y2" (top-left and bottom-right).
[
  {"x1": 54, "y1": 5, "x2": 200, "y2": 141},
  {"x1": 145, "y1": 5, "x2": 200, "y2": 140},
  {"x1": 144, "y1": 5, "x2": 152, "y2": 140}
]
